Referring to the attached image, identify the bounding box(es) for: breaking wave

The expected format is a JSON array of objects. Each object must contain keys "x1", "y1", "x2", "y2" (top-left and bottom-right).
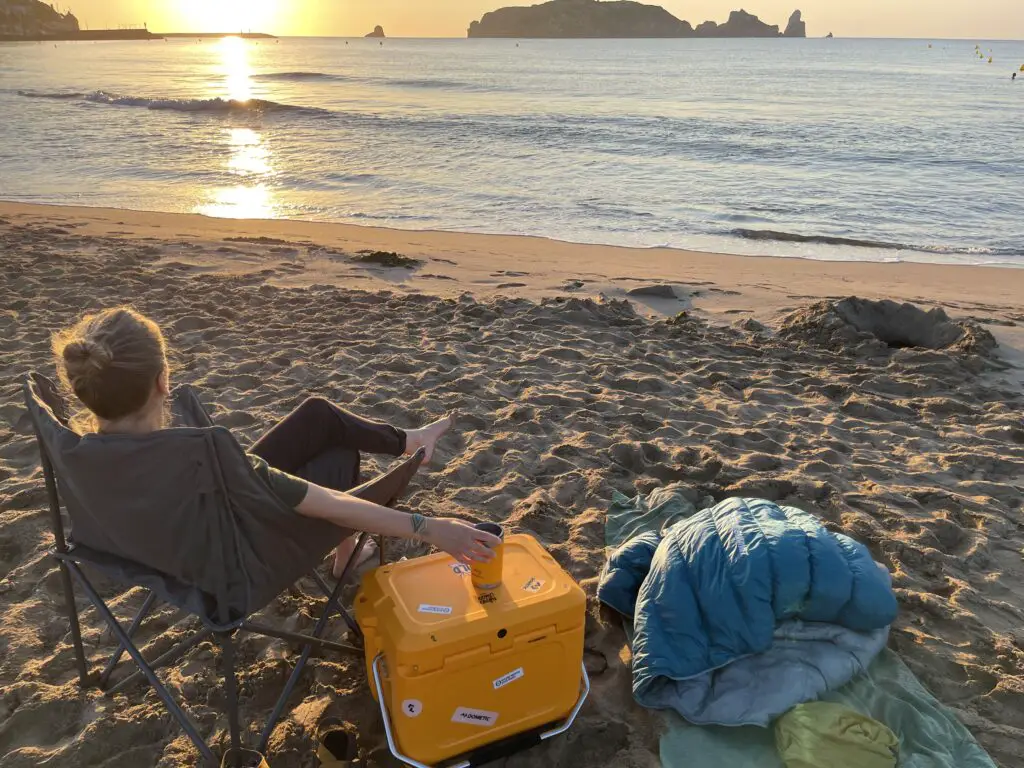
[
  {"x1": 82, "y1": 91, "x2": 328, "y2": 115},
  {"x1": 730, "y1": 228, "x2": 1020, "y2": 258},
  {"x1": 18, "y1": 89, "x2": 328, "y2": 116}
]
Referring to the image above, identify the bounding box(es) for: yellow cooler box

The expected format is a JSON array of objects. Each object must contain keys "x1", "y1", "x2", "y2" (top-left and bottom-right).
[{"x1": 355, "y1": 533, "x2": 588, "y2": 767}]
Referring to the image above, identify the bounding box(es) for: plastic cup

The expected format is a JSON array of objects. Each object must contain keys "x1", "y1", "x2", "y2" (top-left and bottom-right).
[{"x1": 471, "y1": 522, "x2": 504, "y2": 590}]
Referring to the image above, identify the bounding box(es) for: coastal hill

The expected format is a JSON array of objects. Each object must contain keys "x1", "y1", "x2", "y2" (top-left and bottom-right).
[
  {"x1": 0, "y1": 0, "x2": 79, "y2": 37},
  {"x1": 0, "y1": 0, "x2": 270, "y2": 40},
  {"x1": 468, "y1": 0, "x2": 807, "y2": 38},
  {"x1": 365, "y1": 24, "x2": 386, "y2": 38}
]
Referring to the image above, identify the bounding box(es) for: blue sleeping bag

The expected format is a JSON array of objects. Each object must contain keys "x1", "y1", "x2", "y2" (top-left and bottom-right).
[{"x1": 598, "y1": 497, "x2": 898, "y2": 725}]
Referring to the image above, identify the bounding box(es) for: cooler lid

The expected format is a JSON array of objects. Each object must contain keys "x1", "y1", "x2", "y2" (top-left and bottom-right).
[{"x1": 357, "y1": 534, "x2": 584, "y2": 658}]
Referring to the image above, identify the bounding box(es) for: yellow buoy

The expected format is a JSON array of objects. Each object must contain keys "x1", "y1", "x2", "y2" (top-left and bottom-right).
[
  {"x1": 988, "y1": 57, "x2": 993, "y2": 63},
  {"x1": 1020, "y1": 64, "x2": 1024, "y2": 71}
]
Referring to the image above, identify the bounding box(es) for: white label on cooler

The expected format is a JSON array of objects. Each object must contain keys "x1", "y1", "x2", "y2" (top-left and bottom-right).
[
  {"x1": 417, "y1": 604, "x2": 453, "y2": 615},
  {"x1": 493, "y1": 667, "x2": 525, "y2": 689},
  {"x1": 451, "y1": 707, "x2": 499, "y2": 727},
  {"x1": 401, "y1": 699, "x2": 423, "y2": 717}
]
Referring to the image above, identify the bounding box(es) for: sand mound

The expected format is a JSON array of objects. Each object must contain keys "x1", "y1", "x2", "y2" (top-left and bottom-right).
[
  {"x1": 626, "y1": 284, "x2": 679, "y2": 299},
  {"x1": 779, "y1": 297, "x2": 998, "y2": 359}
]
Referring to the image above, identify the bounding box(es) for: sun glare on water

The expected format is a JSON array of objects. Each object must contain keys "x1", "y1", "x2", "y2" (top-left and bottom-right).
[
  {"x1": 194, "y1": 38, "x2": 280, "y2": 219},
  {"x1": 220, "y1": 35, "x2": 252, "y2": 102}
]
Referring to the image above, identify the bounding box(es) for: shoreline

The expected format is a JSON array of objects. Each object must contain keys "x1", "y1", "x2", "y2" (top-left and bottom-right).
[
  {"x1": 1, "y1": 199, "x2": 1018, "y2": 271},
  {"x1": 2, "y1": 201, "x2": 1022, "y2": 357},
  {"x1": 1, "y1": 201, "x2": 1023, "y2": 766}
]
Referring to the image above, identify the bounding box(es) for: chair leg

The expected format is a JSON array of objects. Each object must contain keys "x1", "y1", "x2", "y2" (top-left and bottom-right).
[
  {"x1": 311, "y1": 530, "x2": 367, "y2": 643},
  {"x1": 56, "y1": 559, "x2": 93, "y2": 687},
  {"x1": 218, "y1": 632, "x2": 243, "y2": 767},
  {"x1": 99, "y1": 590, "x2": 158, "y2": 689},
  {"x1": 312, "y1": 571, "x2": 363, "y2": 642},
  {"x1": 67, "y1": 562, "x2": 217, "y2": 766},
  {"x1": 105, "y1": 626, "x2": 214, "y2": 696},
  {"x1": 256, "y1": 575, "x2": 347, "y2": 754},
  {"x1": 241, "y1": 621, "x2": 360, "y2": 655}
]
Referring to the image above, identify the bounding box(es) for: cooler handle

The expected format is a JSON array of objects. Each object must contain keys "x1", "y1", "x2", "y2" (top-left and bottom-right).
[{"x1": 371, "y1": 654, "x2": 591, "y2": 768}]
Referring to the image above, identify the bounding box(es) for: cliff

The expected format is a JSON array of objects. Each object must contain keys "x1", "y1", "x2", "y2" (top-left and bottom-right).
[
  {"x1": 0, "y1": 0, "x2": 78, "y2": 37},
  {"x1": 365, "y1": 24, "x2": 385, "y2": 38},
  {"x1": 468, "y1": 0, "x2": 692, "y2": 38},
  {"x1": 468, "y1": 0, "x2": 806, "y2": 38},
  {"x1": 694, "y1": 9, "x2": 778, "y2": 37},
  {"x1": 784, "y1": 10, "x2": 806, "y2": 37}
]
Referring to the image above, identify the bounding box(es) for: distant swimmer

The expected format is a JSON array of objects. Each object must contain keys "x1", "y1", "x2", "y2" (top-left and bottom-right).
[{"x1": 1014, "y1": 72, "x2": 1018, "y2": 81}]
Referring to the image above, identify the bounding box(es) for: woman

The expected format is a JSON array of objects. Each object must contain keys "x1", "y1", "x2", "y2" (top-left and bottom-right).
[{"x1": 52, "y1": 307, "x2": 498, "y2": 576}]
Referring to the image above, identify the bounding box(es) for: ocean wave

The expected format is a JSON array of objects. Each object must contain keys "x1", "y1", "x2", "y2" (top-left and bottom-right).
[
  {"x1": 253, "y1": 71, "x2": 500, "y2": 92},
  {"x1": 81, "y1": 91, "x2": 330, "y2": 116},
  {"x1": 347, "y1": 211, "x2": 432, "y2": 222},
  {"x1": 17, "y1": 90, "x2": 85, "y2": 99},
  {"x1": 730, "y1": 228, "x2": 1020, "y2": 258},
  {"x1": 17, "y1": 88, "x2": 332, "y2": 116},
  {"x1": 251, "y1": 71, "x2": 350, "y2": 82},
  {"x1": 389, "y1": 78, "x2": 498, "y2": 92}
]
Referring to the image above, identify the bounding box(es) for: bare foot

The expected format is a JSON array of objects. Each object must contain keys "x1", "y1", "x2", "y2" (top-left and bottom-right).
[
  {"x1": 404, "y1": 413, "x2": 454, "y2": 464},
  {"x1": 332, "y1": 536, "x2": 377, "y2": 578}
]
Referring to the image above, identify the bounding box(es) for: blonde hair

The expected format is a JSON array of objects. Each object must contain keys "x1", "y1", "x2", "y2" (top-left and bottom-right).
[{"x1": 52, "y1": 308, "x2": 168, "y2": 427}]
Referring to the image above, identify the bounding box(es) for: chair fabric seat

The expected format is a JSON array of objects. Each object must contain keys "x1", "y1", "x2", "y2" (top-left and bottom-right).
[{"x1": 26, "y1": 378, "x2": 343, "y2": 625}]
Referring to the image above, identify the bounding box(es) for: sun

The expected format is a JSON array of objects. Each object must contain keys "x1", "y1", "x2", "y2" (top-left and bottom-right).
[{"x1": 175, "y1": 0, "x2": 281, "y2": 33}]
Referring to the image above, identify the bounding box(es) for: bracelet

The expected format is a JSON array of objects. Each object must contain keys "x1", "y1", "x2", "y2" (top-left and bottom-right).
[{"x1": 410, "y1": 513, "x2": 427, "y2": 540}]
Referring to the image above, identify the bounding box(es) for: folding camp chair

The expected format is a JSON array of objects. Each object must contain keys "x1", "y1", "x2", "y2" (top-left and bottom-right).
[{"x1": 22, "y1": 373, "x2": 425, "y2": 766}]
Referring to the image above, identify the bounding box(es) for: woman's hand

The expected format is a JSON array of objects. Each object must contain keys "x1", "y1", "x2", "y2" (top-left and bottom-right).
[{"x1": 424, "y1": 518, "x2": 501, "y2": 564}]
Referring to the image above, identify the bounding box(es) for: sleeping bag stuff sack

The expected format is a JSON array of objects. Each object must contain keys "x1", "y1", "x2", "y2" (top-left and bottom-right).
[{"x1": 775, "y1": 702, "x2": 899, "y2": 768}]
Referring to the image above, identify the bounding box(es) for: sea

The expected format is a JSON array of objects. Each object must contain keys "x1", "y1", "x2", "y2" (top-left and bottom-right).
[{"x1": 1, "y1": 36, "x2": 1022, "y2": 265}]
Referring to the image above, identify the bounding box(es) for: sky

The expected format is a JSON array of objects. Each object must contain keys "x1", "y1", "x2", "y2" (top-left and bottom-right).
[{"x1": 59, "y1": 0, "x2": 1023, "y2": 40}]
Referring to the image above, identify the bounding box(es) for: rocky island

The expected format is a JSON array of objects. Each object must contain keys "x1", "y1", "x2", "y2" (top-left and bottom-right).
[
  {"x1": 467, "y1": 0, "x2": 807, "y2": 38},
  {"x1": 0, "y1": 0, "x2": 78, "y2": 39},
  {"x1": 0, "y1": 0, "x2": 166, "y2": 40},
  {"x1": 365, "y1": 25, "x2": 386, "y2": 38}
]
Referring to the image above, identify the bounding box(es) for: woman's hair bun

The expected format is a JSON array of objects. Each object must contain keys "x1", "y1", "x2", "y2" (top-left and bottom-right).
[
  {"x1": 52, "y1": 306, "x2": 168, "y2": 424},
  {"x1": 62, "y1": 339, "x2": 112, "y2": 379}
]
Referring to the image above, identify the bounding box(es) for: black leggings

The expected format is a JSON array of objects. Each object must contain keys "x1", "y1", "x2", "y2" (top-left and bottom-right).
[{"x1": 249, "y1": 397, "x2": 407, "y2": 492}]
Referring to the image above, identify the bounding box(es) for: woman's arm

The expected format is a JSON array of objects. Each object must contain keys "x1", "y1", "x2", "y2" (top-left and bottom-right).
[{"x1": 296, "y1": 483, "x2": 500, "y2": 563}]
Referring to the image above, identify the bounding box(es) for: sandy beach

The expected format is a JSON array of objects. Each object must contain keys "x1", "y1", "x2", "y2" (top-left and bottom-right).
[{"x1": 0, "y1": 201, "x2": 1022, "y2": 767}]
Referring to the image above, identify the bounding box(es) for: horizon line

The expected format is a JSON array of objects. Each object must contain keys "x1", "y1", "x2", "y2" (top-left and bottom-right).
[{"x1": 153, "y1": 33, "x2": 1024, "y2": 42}]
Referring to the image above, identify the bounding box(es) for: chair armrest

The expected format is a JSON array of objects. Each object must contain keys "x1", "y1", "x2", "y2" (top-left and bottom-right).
[
  {"x1": 28, "y1": 372, "x2": 71, "y2": 425},
  {"x1": 347, "y1": 448, "x2": 425, "y2": 507}
]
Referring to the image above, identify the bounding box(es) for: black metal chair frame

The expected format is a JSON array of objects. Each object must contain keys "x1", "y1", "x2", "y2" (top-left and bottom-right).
[{"x1": 25, "y1": 376, "x2": 423, "y2": 767}]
